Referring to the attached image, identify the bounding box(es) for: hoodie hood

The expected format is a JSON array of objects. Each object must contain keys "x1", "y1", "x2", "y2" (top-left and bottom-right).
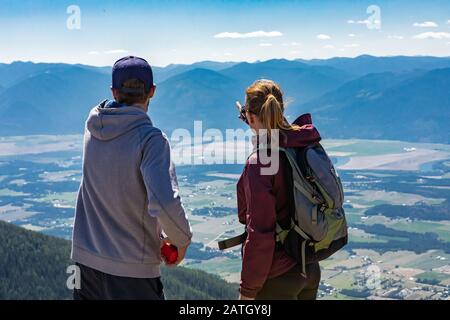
[
  {"x1": 279, "y1": 113, "x2": 322, "y2": 148},
  {"x1": 86, "y1": 100, "x2": 152, "y2": 141}
]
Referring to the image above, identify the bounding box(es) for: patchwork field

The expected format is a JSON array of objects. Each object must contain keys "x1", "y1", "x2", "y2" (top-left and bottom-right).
[{"x1": 0, "y1": 135, "x2": 449, "y2": 299}]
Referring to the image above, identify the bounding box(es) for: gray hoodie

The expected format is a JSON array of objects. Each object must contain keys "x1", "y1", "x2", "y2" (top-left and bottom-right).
[{"x1": 71, "y1": 100, "x2": 192, "y2": 278}]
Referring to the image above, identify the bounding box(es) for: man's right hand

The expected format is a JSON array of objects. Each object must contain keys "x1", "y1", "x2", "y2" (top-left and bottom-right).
[{"x1": 160, "y1": 238, "x2": 189, "y2": 266}]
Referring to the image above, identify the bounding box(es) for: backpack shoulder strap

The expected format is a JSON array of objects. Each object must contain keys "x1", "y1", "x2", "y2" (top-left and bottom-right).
[
  {"x1": 280, "y1": 147, "x2": 320, "y2": 204},
  {"x1": 218, "y1": 231, "x2": 247, "y2": 250}
]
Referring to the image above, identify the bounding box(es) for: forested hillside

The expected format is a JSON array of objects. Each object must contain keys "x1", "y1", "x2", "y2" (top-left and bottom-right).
[{"x1": 0, "y1": 220, "x2": 238, "y2": 300}]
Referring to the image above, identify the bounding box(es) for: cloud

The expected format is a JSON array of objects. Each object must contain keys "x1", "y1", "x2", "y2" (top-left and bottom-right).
[
  {"x1": 348, "y1": 33, "x2": 356, "y2": 37},
  {"x1": 259, "y1": 43, "x2": 273, "y2": 47},
  {"x1": 413, "y1": 32, "x2": 450, "y2": 39},
  {"x1": 88, "y1": 51, "x2": 100, "y2": 55},
  {"x1": 413, "y1": 21, "x2": 438, "y2": 28},
  {"x1": 214, "y1": 31, "x2": 283, "y2": 39},
  {"x1": 345, "y1": 43, "x2": 360, "y2": 48},
  {"x1": 388, "y1": 35, "x2": 404, "y2": 40},
  {"x1": 317, "y1": 34, "x2": 331, "y2": 40},
  {"x1": 323, "y1": 44, "x2": 335, "y2": 49},
  {"x1": 447, "y1": 20, "x2": 450, "y2": 24},
  {"x1": 104, "y1": 49, "x2": 129, "y2": 54},
  {"x1": 347, "y1": 19, "x2": 369, "y2": 25}
]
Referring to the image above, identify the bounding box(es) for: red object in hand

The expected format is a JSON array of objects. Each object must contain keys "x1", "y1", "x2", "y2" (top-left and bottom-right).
[{"x1": 161, "y1": 243, "x2": 178, "y2": 265}]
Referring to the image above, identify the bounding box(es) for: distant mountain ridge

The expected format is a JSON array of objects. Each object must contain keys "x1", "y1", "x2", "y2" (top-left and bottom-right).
[
  {"x1": 0, "y1": 65, "x2": 110, "y2": 135},
  {"x1": 298, "y1": 54, "x2": 450, "y2": 76},
  {"x1": 0, "y1": 55, "x2": 449, "y2": 142},
  {"x1": 0, "y1": 61, "x2": 111, "y2": 88},
  {"x1": 303, "y1": 67, "x2": 450, "y2": 142},
  {"x1": 153, "y1": 60, "x2": 238, "y2": 82}
]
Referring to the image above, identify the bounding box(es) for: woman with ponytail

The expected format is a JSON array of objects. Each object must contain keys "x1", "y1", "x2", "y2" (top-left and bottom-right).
[{"x1": 236, "y1": 79, "x2": 323, "y2": 300}]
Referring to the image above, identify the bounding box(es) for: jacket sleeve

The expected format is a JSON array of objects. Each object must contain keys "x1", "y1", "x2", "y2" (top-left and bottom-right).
[
  {"x1": 237, "y1": 175, "x2": 247, "y2": 225},
  {"x1": 240, "y1": 162, "x2": 277, "y2": 298},
  {"x1": 140, "y1": 131, "x2": 192, "y2": 248}
]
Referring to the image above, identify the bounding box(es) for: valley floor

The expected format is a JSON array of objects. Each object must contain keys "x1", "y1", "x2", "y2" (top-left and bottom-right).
[{"x1": 1, "y1": 135, "x2": 449, "y2": 300}]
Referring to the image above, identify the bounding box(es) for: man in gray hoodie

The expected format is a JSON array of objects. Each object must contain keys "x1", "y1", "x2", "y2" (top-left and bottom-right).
[{"x1": 71, "y1": 56, "x2": 192, "y2": 300}]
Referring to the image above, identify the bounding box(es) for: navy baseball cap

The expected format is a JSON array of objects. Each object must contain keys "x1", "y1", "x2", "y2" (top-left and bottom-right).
[{"x1": 112, "y1": 56, "x2": 154, "y2": 94}]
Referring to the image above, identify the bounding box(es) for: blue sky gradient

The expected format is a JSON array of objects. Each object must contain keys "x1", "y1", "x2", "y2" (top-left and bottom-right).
[{"x1": 1, "y1": 0, "x2": 450, "y2": 66}]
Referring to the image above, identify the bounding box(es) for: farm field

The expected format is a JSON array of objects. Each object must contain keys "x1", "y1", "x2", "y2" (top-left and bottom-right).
[{"x1": 0, "y1": 135, "x2": 449, "y2": 299}]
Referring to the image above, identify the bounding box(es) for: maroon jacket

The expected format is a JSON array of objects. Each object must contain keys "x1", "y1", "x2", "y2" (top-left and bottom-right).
[{"x1": 237, "y1": 113, "x2": 322, "y2": 298}]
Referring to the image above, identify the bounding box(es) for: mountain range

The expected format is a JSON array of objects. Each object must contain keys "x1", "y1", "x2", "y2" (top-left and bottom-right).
[
  {"x1": 0, "y1": 55, "x2": 449, "y2": 143},
  {"x1": 298, "y1": 54, "x2": 450, "y2": 76},
  {"x1": 302, "y1": 68, "x2": 450, "y2": 142}
]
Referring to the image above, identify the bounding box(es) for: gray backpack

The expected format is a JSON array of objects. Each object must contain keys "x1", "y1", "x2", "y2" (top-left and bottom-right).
[
  {"x1": 276, "y1": 143, "x2": 348, "y2": 276},
  {"x1": 218, "y1": 143, "x2": 348, "y2": 277}
]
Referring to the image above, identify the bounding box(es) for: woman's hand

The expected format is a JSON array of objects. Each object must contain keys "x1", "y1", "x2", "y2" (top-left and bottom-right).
[{"x1": 239, "y1": 294, "x2": 255, "y2": 300}]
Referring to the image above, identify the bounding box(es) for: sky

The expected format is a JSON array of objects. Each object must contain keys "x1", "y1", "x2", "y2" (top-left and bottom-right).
[{"x1": 1, "y1": 0, "x2": 450, "y2": 67}]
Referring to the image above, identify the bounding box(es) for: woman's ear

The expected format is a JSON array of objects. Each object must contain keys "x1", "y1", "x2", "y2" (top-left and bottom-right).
[
  {"x1": 247, "y1": 112, "x2": 264, "y2": 130},
  {"x1": 246, "y1": 111, "x2": 255, "y2": 125}
]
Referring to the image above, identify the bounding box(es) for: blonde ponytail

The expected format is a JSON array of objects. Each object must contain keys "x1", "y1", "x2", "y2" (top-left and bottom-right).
[{"x1": 246, "y1": 80, "x2": 299, "y2": 138}]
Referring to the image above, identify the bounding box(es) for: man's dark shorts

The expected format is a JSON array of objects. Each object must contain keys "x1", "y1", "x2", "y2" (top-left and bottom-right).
[{"x1": 73, "y1": 263, "x2": 165, "y2": 300}]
